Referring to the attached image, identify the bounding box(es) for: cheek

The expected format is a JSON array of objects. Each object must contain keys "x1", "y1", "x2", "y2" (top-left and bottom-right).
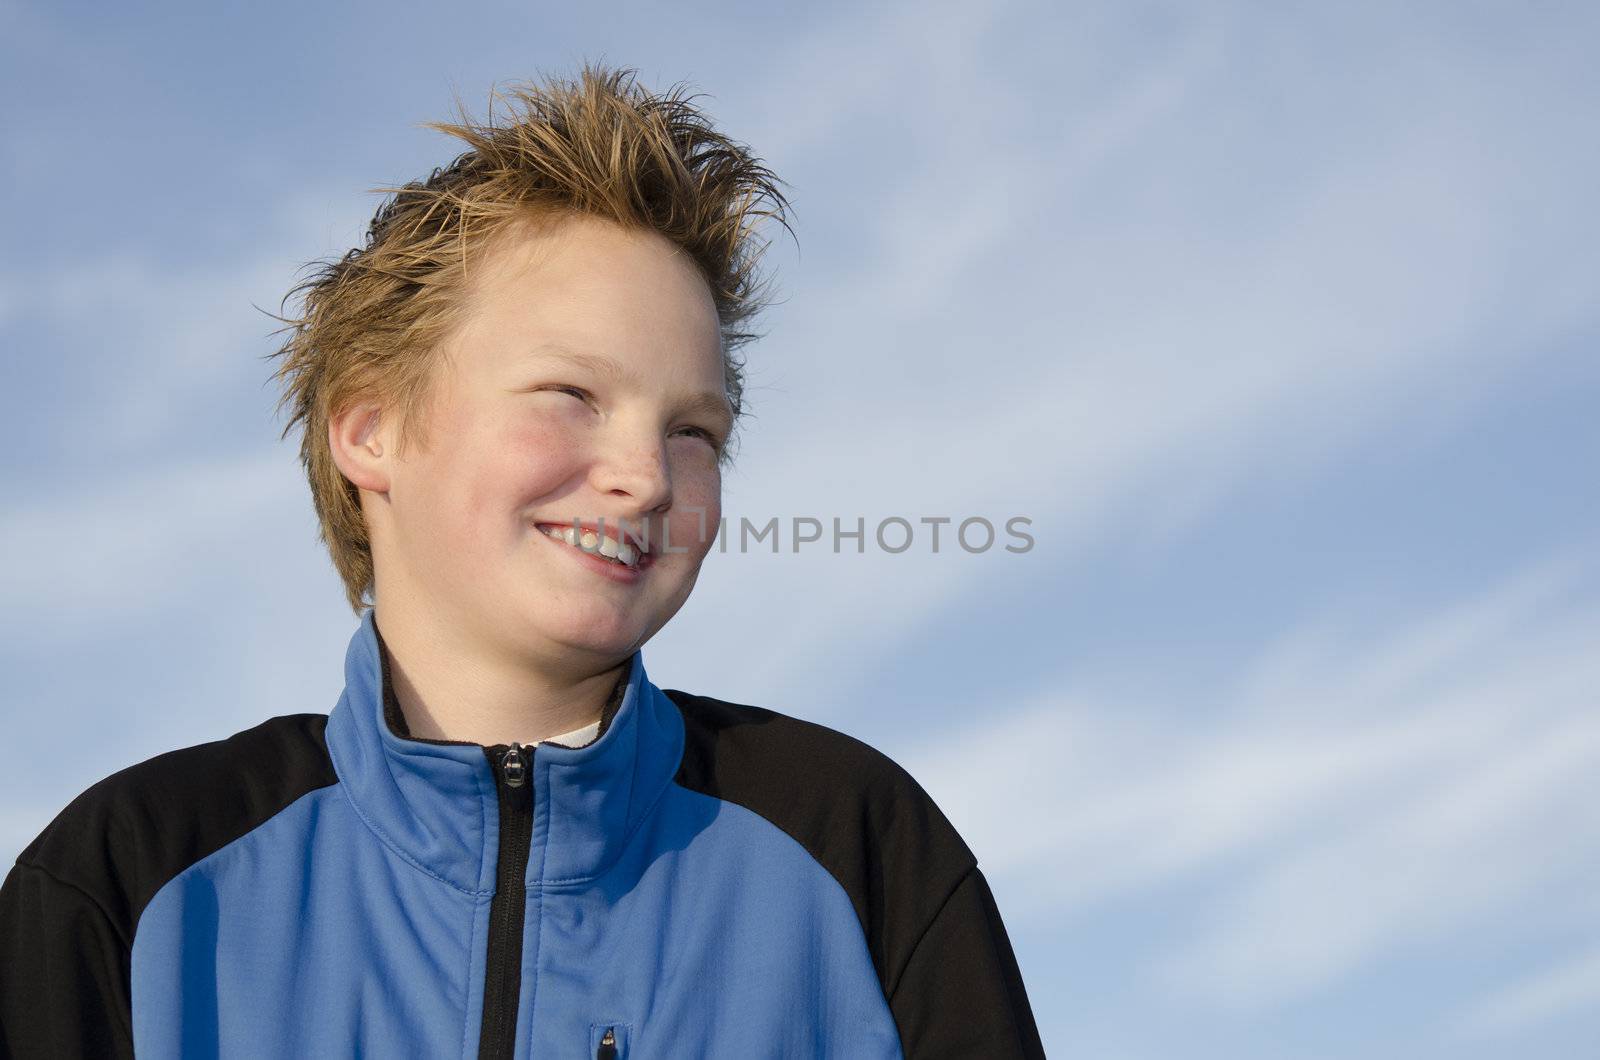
[
  {"x1": 442, "y1": 420, "x2": 582, "y2": 542},
  {"x1": 668, "y1": 451, "x2": 722, "y2": 553},
  {"x1": 503, "y1": 419, "x2": 586, "y2": 487}
]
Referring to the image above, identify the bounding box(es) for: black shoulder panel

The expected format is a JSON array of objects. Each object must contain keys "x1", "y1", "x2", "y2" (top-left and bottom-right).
[
  {"x1": 664, "y1": 689, "x2": 977, "y2": 1000},
  {"x1": 14, "y1": 712, "x2": 340, "y2": 945}
]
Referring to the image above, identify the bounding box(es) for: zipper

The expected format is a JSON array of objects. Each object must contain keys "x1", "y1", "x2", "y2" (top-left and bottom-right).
[
  {"x1": 596, "y1": 1025, "x2": 618, "y2": 1059},
  {"x1": 478, "y1": 742, "x2": 535, "y2": 1060}
]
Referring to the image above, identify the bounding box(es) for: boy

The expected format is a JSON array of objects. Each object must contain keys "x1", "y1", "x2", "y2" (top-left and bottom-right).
[{"x1": 0, "y1": 64, "x2": 1044, "y2": 1058}]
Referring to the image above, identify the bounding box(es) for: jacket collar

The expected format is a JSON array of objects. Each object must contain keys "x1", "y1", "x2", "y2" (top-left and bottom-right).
[{"x1": 324, "y1": 608, "x2": 685, "y2": 894}]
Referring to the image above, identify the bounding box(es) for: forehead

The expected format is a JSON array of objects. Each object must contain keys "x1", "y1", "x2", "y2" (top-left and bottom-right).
[
  {"x1": 466, "y1": 212, "x2": 709, "y2": 311},
  {"x1": 450, "y1": 212, "x2": 726, "y2": 381}
]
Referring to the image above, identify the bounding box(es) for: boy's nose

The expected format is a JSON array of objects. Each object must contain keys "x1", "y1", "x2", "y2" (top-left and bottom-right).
[{"x1": 588, "y1": 435, "x2": 673, "y2": 512}]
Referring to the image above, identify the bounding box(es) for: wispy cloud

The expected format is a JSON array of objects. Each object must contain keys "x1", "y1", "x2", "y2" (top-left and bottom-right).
[
  {"x1": 0, "y1": 187, "x2": 362, "y2": 458},
  {"x1": 0, "y1": 449, "x2": 304, "y2": 644},
  {"x1": 900, "y1": 546, "x2": 1600, "y2": 1010},
  {"x1": 1455, "y1": 943, "x2": 1600, "y2": 1039}
]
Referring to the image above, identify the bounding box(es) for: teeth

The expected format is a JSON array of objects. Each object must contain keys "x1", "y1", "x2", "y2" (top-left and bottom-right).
[
  {"x1": 539, "y1": 525, "x2": 580, "y2": 547},
  {"x1": 538, "y1": 524, "x2": 641, "y2": 569}
]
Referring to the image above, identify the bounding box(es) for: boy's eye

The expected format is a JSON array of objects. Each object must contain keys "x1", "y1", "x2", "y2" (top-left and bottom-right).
[
  {"x1": 535, "y1": 386, "x2": 723, "y2": 451},
  {"x1": 673, "y1": 425, "x2": 726, "y2": 452}
]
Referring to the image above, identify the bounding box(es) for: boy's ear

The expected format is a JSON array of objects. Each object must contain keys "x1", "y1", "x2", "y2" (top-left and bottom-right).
[{"x1": 328, "y1": 402, "x2": 391, "y2": 494}]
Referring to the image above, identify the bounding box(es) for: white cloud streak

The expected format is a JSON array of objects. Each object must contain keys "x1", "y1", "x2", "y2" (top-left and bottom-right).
[
  {"x1": 898, "y1": 546, "x2": 1600, "y2": 1012},
  {"x1": 0, "y1": 449, "x2": 305, "y2": 642},
  {"x1": 1456, "y1": 943, "x2": 1600, "y2": 1039}
]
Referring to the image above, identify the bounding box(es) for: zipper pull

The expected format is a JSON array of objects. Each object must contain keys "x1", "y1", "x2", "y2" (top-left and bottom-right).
[
  {"x1": 596, "y1": 1026, "x2": 617, "y2": 1060},
  {"x1": 501, "y1": 742, "x2": 528, "y2": 787}
]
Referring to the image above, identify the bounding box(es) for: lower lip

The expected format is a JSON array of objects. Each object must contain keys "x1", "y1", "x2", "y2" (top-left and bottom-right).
[{"x1": 533, "y1": 526, "x2": 650, "y2": 584}]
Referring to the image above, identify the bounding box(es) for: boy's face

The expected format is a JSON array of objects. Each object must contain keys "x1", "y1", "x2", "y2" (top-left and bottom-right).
[{"x1": 352, "y1": 213, "x2": 731, "y2": 672}]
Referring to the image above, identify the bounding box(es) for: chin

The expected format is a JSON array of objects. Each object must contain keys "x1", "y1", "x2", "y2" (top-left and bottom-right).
[
  {"x1": 550, "y1": 632, "x2": 641, "y2": 665},
  {"x1": 530, "y1": 605, "x2": 646, "y2": 657}
]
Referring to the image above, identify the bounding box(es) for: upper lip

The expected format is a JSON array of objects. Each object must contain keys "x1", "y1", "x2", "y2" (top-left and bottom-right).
[{"x1": 534, "y1": 518, "x2": 652, "y2": 555}]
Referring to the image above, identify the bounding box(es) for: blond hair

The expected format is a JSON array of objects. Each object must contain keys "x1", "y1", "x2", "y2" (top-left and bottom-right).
[{"x1": 265, "y1": 63, "x2": 794, "y2": 615}]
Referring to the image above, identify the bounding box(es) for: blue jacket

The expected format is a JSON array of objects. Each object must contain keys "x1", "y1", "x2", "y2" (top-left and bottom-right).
[{"x1": 0, "y1": 610, "x2": 1044, "y2": 1058}]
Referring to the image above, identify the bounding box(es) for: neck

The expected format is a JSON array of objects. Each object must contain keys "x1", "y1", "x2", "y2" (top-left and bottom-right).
[{"x1": 372, "y1": 606, "x2": 627, "y2": 746}]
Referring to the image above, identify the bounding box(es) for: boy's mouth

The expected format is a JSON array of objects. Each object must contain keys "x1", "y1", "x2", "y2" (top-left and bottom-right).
[{"x1": 533, "y1": 522, "x2": 650, "y2": 571}]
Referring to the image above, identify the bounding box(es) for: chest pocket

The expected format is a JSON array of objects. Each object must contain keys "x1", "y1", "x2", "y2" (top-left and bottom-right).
[{"x1": 590, "y1": 1021, "x2": 630, "y2": 1059}]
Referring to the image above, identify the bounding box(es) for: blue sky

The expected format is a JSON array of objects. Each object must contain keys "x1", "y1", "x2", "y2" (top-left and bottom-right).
[{"x1": 3, "y1": 1, "x2": 1598, "y2": 1055}]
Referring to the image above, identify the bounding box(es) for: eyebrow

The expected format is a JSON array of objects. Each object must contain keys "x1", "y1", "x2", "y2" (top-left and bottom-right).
[{"x1": 530, "y1": 344, "x2": 734, "y2": 425}]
